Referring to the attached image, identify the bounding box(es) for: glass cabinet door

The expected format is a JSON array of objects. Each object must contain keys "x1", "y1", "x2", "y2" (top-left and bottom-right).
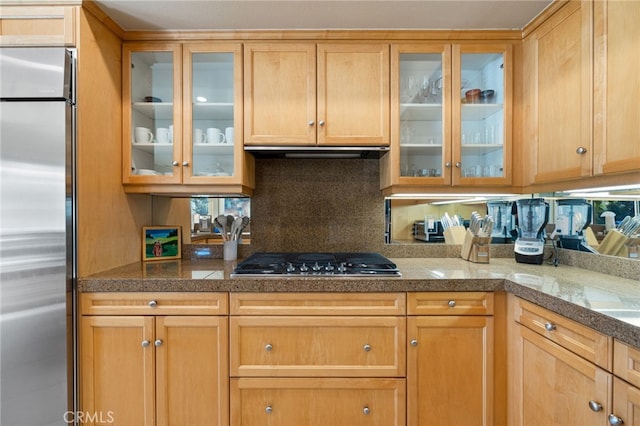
[
  {"x1": 393, "y1": 44, "x2": 451, "y2": 185},
  {"x1": 453, "y1": 45, "x2": 512, "y2": 185},
  {"x1": 123, "y1": 43, "x2": 181, "y2": 183},
  {"x1": 183, "y1": 43, "x2": 242, "y2": 184}
]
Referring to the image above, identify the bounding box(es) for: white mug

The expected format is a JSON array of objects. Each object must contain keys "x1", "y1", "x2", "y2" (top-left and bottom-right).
[
  {"x1": 134, "y1": 127, "x2": 153, "y2": 143},
  {"x1": 156, "y1": 127, "x2": 170, "y2": 144},
  {"x1": 206, "y1": 127, "x2": 225, "y2": 144},
  {"x1": 225, "y1": 127, "x2": 234, "y2": 144},
  {"x1": 193, "y1": 128, "x2": 206, "y2": 144},
  {"x1": 168, "y1": 125, "x2": 174, "y2": 143}
]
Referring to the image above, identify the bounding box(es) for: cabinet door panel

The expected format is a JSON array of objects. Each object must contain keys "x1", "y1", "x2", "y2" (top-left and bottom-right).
[
  {"x1": 612, "y1": 377, "x2": 640, "y2": 426},
  {"x1": 80, "y1": 316, "x2": 155, "y2": 426},
  {"x1": 593, "y1": 0, "x2": 640, "y2": 175},
  {"x1": 244, "y1": 43, "x2": 316, "y2": 145},
  {"x1": 407, "y1": 315, "x2": 493, "y2": 426},
  {"x1": 156, "y1": 316, "x2": 229, "y2": 426},
  {"x1": 517, "y1": 325, "x2": 611, "y2": 426},
  {"x1": 317, "y1": 43, "x2": 389, "y2": 146},
  {"x1": 231, "y1": 378, "x2": 405, "y2": 426}
]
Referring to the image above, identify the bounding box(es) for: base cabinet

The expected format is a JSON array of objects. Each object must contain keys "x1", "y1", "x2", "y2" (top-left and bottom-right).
[
  {"x1": 79, "y1": 293, "x2": 229, "y2": 426},
  {"x1": 407, "y1": 292, "x2": 495, "y2": 426}
]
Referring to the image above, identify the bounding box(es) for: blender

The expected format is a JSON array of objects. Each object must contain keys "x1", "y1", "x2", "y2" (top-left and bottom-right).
[
  {"x1": 554, "y1": 199, "x2": 596, "y2": 253},
  {"x1": 514, "y1": 198, "x2": 549, "y2": 264},
  {"x1": 486, "y1": 201, "x2": 514, "y2": 244}
]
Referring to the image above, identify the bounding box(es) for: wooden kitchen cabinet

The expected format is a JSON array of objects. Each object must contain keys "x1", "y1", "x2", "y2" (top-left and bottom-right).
[
  {"x1": 381, "y1": 42, "x2": 512, "y2": 194},
  {"x1": 610, "y1": 340, "x2": 640, "y2": 425},
  {"x1": 522, "y1": 0, "x2": 593, "y2": 184},
  {"x1": 0, "y1": 5, "x2": 78, "y2": 46},
  {"x1": 244, "y1": 42, "x2": 389, "y2": 147},
  {"x1": 593, "y1": 0, "x2": 640, "y2": 176},
  {"x1": 407, "y1": 292, "x2": 495, "y2": 426},
  {"x1": 79, "y1": 293, "x2": 229, "y2": 426},
  {"x1": 509, "y1": 296, "x2": 613, "y2": 426},
  {"x1": 229, "y1": 292, "x2": 405, "y2": 425},
  {"x1": 122, "y1": 42, "x2": 254, "y2": 195}
]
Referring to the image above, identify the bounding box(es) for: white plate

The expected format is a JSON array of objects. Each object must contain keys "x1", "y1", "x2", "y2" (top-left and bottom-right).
[{"x1": 136, "y1": 169, "x2": 158, "y2": 175}]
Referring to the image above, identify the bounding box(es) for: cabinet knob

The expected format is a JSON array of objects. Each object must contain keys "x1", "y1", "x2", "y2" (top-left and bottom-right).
[
  {"x1": 265, "y1": 343, "x2": 273, "y2": 351},
  {"x1": 172, "y1": 161, "x2": 179, "y2": 166},
  {"x1": 265, "y1": 405, "x2": 273, "y2": 414},
  {"x1": 148, "y1": 300, "x2": 158, "y2": 308},
  {"x1": 576, "y1": 147, "x2": 587, "y2": 155},
  {"x1": 363, "y1": 406, "x2": 370, "y2": 415},
  {"x1": 410, "y1": 339, "x2": 418, "y2": 346},
  {"x1": 608, "y1": 414, "x2": 624, "y2": 425},
  {"x1": 448, "y1": 300, "x2": 456, "y2": 308},
  {"x1": 544, "y1": 322, "x2": 556, "y2": 332},
  {"x1": 141, "y1": 340, "x2": 150, "y2": 347},
  {"x1": 182, "y1": 161, "x2": 189, "y2": 167},
  {"x1": 588, "y1": 400, "x2": 603, "y2": 412},
  {"x1": 363, "y1": 344, "x2": 371, "y2": 352},
  {"x1": 455, "y1": 162, "x2": 462, "y2": 168},
  {"x1": 319, "y1": 120, "x2": 325, "y2": 126},
  {"x1": 154, "y1": 339, "x2": 163, "y2": 347},
  {"x1": 445, "y1": 162, "x2": 452, "y2": 168},
  {"x1": 308, "y1": 120, "x2": 315, "y2": 126}
]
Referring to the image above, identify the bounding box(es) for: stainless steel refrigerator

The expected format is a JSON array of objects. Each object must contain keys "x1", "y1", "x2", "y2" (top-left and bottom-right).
[{"x1": 0, "y1": 47, "x2": 76, "y2": 426}]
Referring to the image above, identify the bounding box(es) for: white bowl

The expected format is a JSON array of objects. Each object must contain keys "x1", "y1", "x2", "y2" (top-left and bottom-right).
[{"x1": 136, "y1": 169, "x2": 157, "y2": 175}]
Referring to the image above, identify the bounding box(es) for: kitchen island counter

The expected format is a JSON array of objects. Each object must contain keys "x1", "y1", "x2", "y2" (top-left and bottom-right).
[{"x1": 79, "y1": 257, "x2": 640, "y2": 347}]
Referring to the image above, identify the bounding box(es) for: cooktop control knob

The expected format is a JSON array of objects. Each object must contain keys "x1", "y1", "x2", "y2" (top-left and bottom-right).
[
  {"x1": 337, "y1": 262, "x2": 347, "y2": 274},
  {"x1": 286, "y1": 262, "x2": 295, "y2": 273},
  {"x1": 299, "y1": 262, "x2": 309, "y2": 273},
  {"x1": 312, "y1": 262, "x2": 322, "y2": 272},
  {"x1": 325, "y1": 262, "x2": 335, "y2": 272}
]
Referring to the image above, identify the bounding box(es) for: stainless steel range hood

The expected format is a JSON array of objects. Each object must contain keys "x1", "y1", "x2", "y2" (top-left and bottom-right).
[{"x1": 244, "y1": 145, "x2": 389, "y2": 159}]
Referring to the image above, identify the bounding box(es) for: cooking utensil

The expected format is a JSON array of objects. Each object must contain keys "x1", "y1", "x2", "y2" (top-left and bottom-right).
[{"x1": 215, "y1": 215, "x2": 228, "y2": 241}]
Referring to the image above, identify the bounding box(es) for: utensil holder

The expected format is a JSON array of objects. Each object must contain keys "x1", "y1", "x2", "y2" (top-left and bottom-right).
[
  {"x1": 443, "y1": 226, "x2": 467, "y2": 245},
  {"x1": 596, "y1": 230, "x2": 628, "y2": 256},
  {"x1": 223, "y1": 240, "x2": 238, "y2": 261},
  {"x1": 460, "y1": 229, "x2": 491, "y2": 263}
]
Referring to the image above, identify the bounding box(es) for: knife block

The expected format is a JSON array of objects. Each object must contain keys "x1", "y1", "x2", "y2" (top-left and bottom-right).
[
  {"x1": 460, "y1": 229, "x2": 491, "y2": 263},
  {"x1": 444, "y1": 226, "x2": 467, "y2": 245},
  {"x1": 596, "y1": 230, "x2": 628, "y2": 256}
]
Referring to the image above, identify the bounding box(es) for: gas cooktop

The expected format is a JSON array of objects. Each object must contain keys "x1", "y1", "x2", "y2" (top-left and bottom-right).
[{"x1": 230, "y1": 252, "x2": 401, "y2": 278}]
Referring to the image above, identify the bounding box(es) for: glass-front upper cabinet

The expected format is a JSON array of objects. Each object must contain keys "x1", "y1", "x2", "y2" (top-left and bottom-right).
[
  {"x1": 182, "y1": 43, "x2": 243, "y2": 184},
  {"x1": 452, "y1": 44, "x2": 512, "y2": 185},
  {"x1": 383, "y1": 43, "x2": 452, "y2": 188},
  {"x1": 123, "y1": 43, "x2": 181, "y2": 184}
]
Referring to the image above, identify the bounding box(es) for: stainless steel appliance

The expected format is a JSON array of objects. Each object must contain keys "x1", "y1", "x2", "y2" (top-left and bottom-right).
[
  {"x1": 1, "y1": 47, "x2": 76, "y2": 425},
  {"x1": 514, "y1": 198, "x2": 549, "y2": 265},
  {"x1": 231, "y1": 252, "x2": 401, "y2": 277},
  {"x1": 555, "y1": 198, "x2": 597, "y2": 253},
  {"x1": 413, "y1": 220, "x2": 444, "y2": 243}
]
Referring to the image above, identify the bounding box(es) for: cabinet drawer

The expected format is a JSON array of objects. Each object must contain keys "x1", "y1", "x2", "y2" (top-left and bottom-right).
[
  {"x1": 231, "y1": 378, "x2": 406, "y2": 426},
  {"x1": 408, "y1": 292, "x2": 493, "y2": 315},
  {"x1": 230, "y1": 316, "x2": 405, "y2": 377},
  {"x1": 230, "y1": 292, "x2": 405, "y2": 316},
  {"x1": 614, "y1": 340, "x2": 640, "y2": 389},
  {"x1": 514, "y1": 298, "x2": 612, "y2": 370},
  {"x1": 80, "y1": 292, "x2": 228, "y2": 315}
]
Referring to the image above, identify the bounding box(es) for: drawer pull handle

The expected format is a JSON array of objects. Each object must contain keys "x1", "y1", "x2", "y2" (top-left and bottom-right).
[
  {"x1": 448, "y1": 300, "x2": 456, "y2": 308},
  {"x1": 154, "y1": 339, "x2": 163, "y2": 347},
  {"x1": 544, "y1": 322, "x2": 556, "y2": 332},
  {"x1": 265, "y1": 405, "x2": 273, "y2": 414},
  {"x1": 410, "y1": 339, "x2": 418, "y2": 347},
  {"x1": 363, "y1": 344, "x2": 371, "y2": 352},
  {"x1": 148, "y1": 300, "x2": 158, "y2": 308},
  {"x1": 363, "y1": 406, "x2": 370, "y2": 415},
  {"x1": 608, "y1": 414, "x2": 624, "y2": 425},
  {"x1": 141, "y1": 340, "x2": 150, "y2": 347},
  {"x1": 588, "y1": 400, "x2": 603, "y2": 412},
  {"x1": 265, "y1": 343, "x2": 273, "y2": 352}
]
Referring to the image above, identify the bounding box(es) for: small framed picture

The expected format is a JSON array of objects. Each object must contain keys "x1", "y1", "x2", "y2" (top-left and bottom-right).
[{"x1": 142, "y1": 226, "x2": 182, "y2": 261}]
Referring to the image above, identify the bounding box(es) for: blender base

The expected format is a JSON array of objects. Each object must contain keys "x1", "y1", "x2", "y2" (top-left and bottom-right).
[{"x1": 515, "y1": 252, "x2": 545, "y2": 265}]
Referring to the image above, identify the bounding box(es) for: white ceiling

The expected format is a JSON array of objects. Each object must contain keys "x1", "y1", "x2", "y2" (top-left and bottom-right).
[{"x1": 92, "y1": 0, "x2": 554, "y2": 32}]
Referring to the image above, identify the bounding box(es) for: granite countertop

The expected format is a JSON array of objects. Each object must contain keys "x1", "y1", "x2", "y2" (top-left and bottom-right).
[{"x1": 79, "y1": 257, "x2": 640, "y2": 348}]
